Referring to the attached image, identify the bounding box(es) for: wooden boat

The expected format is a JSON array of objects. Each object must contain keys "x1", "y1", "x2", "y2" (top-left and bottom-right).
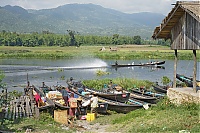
[
  {"x1": 85, "y1": 88, "x2": 130, "y2": 103},
  {"x1": 36, "y1": 85, "x2": 70, "y2": 110},
  {"x1": 69, "y1": 85, "x2": 143, "y2": 113},
  {"x1": 111, "y1": 61, "x2": 165, "y2": 68},
  {"x1": 30, "y1": 85, "x2": 55, "y2": 110},
  {"x1": 68, "y1": 87, "x2": 108, "y2": 114},
  {"x1": 176, "y1": 74, "x2": 200, "y2": 87},
  {"x1": 98, "y1": 97, "x2": 143, "y2": 114},
  {"x1": 128, "y1": 91, "x2": 158, "y2": 104},
  {"x1": 152, "y1": 84, "x2": 168, "y2": 93},
  {"x1": 131, "y1": 89, "x2": 165, "y2": 98}
]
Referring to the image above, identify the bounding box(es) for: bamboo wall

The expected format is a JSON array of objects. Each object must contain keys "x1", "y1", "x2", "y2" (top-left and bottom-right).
[{"x1": 171, "y1": 13, "x2": 200, "y2": 50}]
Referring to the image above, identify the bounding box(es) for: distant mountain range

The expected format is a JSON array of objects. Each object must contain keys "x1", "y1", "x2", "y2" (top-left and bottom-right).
[{"x1": 0, "y1": 4, "x2": 165, "y2": 38}]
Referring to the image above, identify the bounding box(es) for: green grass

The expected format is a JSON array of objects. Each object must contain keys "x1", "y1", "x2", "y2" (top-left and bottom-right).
[
  {"x1": 82, "y1": 78, "x2": 153, "y2": 90},
  {"x1": 0, "y1": 113, "x2": 74, "y2": 133},
  {"x1": 0, "y1": 45, "x2": 199, "y2": 60},
  {"x1": 92, "y1": 98, "x2": 200, "y2": 133}
]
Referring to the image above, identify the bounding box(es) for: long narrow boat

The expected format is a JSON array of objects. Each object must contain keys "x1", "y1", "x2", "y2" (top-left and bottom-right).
[
  {"x1": 131, "y1": 89, "x2": 165, "y2": 98},
  {"x1": 85, "y1": 88, "x2": 130, "y2": 103},
  {"x1": 36, "y1": 85, "x2": 69, "y2": 110},
  {"x1": 69, "y1": 86, "x2": 144, "y2": 113},
  {"x1": 128, "y1": 91, "x2": 158, "y2": 104},
  {"x1": 68, "y1": 87, "x2": 108, "y2": 114},
  {"x1": 98, "y1": 97, "x2": 143, "y2": 114},
  {"x1": 111, "y1": 61, "x2": 165, "y2": 68},
  {"x1": 176, "y1": 74, "x2": 200, "y2": 87},
  {"x1": 30, "y1": 85, "x2": 55, "y2": 110},
  {"x1": 152, "y1": 84, "x2": 168, "y2": 93}
]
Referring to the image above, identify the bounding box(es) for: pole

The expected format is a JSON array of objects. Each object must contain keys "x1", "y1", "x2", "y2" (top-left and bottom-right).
[
  {"x1": 173, "y1": 50, "x2": 177, "y2": 88},
  {"x1": 193, "y1": 50, "x2": 197, "y2": 92}
]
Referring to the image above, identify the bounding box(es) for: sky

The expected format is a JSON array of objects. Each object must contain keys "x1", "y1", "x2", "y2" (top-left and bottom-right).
[{"x1": 0, "y1": 0, "x2": 198, "y2": 15}]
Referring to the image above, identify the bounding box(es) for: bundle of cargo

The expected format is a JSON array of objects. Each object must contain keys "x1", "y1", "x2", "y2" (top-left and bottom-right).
[{"x1": 47, "y1": 91, "x2": 63, "y2": 99}]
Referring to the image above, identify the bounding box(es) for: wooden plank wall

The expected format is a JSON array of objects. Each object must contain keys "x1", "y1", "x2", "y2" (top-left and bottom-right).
[{"x1": 171, "y1": 13, "x2": 200, "y2": 50}]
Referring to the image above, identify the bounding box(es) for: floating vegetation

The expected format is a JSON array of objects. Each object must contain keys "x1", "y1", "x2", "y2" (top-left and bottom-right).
[
  {"x1": 58, "y1": 68, "x2": 64, "y2": 72},
  {"x1": 96, "y1": 70, "x2": 110, "y2": 76},
  {"x1": 60, "y1": 75, "x2": 65, "y2": 80}
]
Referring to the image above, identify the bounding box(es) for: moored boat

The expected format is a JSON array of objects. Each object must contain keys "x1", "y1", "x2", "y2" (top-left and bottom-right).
[
  {"x1": 152, "y1": 84, "x2": 168, "y2": 93},
  {"x1": 85, "y1": 88, "x2": 130, "y2": 103},
  {"x1": 30, "y1": 85, "x2": 55, "y2": 110},
  {"x1": 98, "y1": 97, "x2": 143, "y2": 114},
  {"x1": 131, "y1": 89, "x2": 165, "y2": 98},
  {"x1": 176, "y1": 73, "x2": 200, "y2": 87},
  {"x1": 128, "y1": 91, "x2": 158, "y2": 104},
  {"x1": 68, "y1": 87, "x2": 108, "y2": 114}
]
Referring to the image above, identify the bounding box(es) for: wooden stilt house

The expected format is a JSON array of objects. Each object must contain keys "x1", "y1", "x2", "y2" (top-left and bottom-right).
[{"x1": 152, "y1": 1, "x2": 200, "y2": 92}]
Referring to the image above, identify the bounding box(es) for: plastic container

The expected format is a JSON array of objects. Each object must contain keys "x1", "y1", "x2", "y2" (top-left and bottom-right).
[{"x1": 86, "y1": 113, "x2": 95, "y2": 121}]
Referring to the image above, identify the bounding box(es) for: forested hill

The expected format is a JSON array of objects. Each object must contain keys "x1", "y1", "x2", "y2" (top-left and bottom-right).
[{"x1": 0, "y1": 4, "x2": 165, "y2": 38}]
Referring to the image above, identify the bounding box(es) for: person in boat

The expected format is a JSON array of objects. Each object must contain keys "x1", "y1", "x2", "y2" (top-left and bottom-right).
[
  {"x1": 108, "y1": 80, "x2": 114, "y2": 91},
  {"x1": 78, "y1": 86, "x2": 85, "y2": 94},
  {"x1": 24, "y1": 81, "x2": 30, "y2": 95},
  {"x1": 81, "y1": 88, "x2": 90, "y2": 96},
  {"x1": 67, "y1": 77, "x2": 75, "y2": 89},
  {"x1": 115, "y1": 60, "x2": 118, "y2": 66},
  {"x1": 33, "y1": 90, "x2": 42, "y2": 107},
  {"x1": 90, "y1": 93, "x2": 98, "y2": 117},
  {"x1": 41, "y1": 82, "x2": 52, "y2": 94}
]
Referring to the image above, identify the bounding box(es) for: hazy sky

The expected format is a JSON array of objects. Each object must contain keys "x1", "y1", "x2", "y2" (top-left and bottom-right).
[{"x1": 0, "y1": 0, "x2": 198, "y2": 15}]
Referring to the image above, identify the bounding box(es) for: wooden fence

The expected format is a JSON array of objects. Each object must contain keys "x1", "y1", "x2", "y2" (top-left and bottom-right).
[{"x1": 2, "y1": 95, "x2": 39, "y2": 120}]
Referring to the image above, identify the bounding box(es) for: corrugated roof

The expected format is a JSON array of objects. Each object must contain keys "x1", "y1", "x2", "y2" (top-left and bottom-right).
[{"x1": 152, "y1": 1, "x2": 200, "y2": 39}]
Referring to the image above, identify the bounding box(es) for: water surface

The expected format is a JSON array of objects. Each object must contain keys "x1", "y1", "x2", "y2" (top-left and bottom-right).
[{"x1": 0, "y1": 58, "x2": 199, "y2": 91}]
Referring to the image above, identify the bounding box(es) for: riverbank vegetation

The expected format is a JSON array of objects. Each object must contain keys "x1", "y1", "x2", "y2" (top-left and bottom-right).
[
  {"x1": 82, "y1": 78, "x2": 153, "y2": 90},
  {"x1": 92, "y1": 99, "x2": 199, "y2": 133},
  {"x1": 1, "y1": 75, "x2": 199, "y2": 132},
  {"x1": 1, "y1": 98, "x2": 199, "y2": 133},
  {"x1": 0, "y1": 45, "x2": 199, "y2": 60}
]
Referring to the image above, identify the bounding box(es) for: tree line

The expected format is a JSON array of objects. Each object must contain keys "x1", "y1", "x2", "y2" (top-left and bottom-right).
[{"x1": 0, "y1": 30, "x2": 170, "y2": 47}]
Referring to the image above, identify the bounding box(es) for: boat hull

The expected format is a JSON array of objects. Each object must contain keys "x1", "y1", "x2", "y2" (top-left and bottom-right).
[
  {"x1": 111, "y1": 61, "x2": 165, "y2": 68},
  {"x1": 152, "y1": 85, "x2": 167, "y2": 93}
]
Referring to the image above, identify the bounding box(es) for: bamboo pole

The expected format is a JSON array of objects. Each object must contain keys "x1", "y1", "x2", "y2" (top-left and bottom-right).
[
  {"x1": 193, "y1": 50, "x2": 197, "y2": 92},
  {"x1": 173, "y1": 50, "x2": 177, "y2": 88}
]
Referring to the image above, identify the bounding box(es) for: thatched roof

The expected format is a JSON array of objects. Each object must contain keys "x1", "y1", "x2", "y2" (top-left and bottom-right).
[{"x1": 152, "y1": 1, "x2": 200, "y2": 39}]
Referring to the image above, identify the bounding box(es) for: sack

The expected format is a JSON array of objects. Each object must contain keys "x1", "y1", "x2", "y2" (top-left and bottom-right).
[
  {"x1": 69, "y1": 98, "x2": 77, "y2": 108},
  {"x1": 82, "y1": 100, "x2": 91, "y2": 107}
]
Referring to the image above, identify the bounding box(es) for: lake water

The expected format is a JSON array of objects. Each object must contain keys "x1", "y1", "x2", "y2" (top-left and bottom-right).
[{"x1": 0, "y1": 58, "x2": 199, "y2": 92}]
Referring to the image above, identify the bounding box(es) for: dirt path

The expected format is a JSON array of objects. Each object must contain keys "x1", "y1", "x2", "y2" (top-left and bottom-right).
[{"x1": 74, "y1": 120, "x2": 120, "y2": 133}]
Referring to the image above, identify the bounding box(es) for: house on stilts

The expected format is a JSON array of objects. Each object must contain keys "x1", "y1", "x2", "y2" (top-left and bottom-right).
[{"x1": 152, "y1": 1, "x2": 200, "y2": 104}]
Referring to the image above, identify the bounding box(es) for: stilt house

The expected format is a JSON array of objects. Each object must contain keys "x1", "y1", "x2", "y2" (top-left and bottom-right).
[{"x1": 152, "y1": 1, "x2": 200, "y2": 92}]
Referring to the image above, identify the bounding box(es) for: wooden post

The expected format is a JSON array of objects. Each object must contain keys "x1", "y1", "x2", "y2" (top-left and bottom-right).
[
  {"x1": 193, "y1": 50, "x2": 197, "y2": 92},
  {"x1": 173, "y1": 50, "x2": 177, "y2": 88}
]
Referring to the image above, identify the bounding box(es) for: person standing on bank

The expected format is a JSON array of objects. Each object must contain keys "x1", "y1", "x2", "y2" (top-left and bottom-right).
[
  {"x1": 90, "y1": 93, "x2": 98, "y2": 117},
  {"x1": 68, "y1": 93, "x2": 77, "y2": 122},
  {"x1": 59, "y1": 87, "x2": 69, "y2": 106}
]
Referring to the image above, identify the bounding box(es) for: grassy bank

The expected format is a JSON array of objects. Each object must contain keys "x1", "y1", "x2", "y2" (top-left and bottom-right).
[
  {"x1": 1, "y1": 98, "x2": 199, "y2": 133},
  {"x1": 0, "y1": 45, "x2": 199, "y2": 60},
  {"x1": 92, "y1": 98, "x2": 199, "y2": 133},
  {"x1": 82, "y1": 78, "x2": 153, "y2": 90}
]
